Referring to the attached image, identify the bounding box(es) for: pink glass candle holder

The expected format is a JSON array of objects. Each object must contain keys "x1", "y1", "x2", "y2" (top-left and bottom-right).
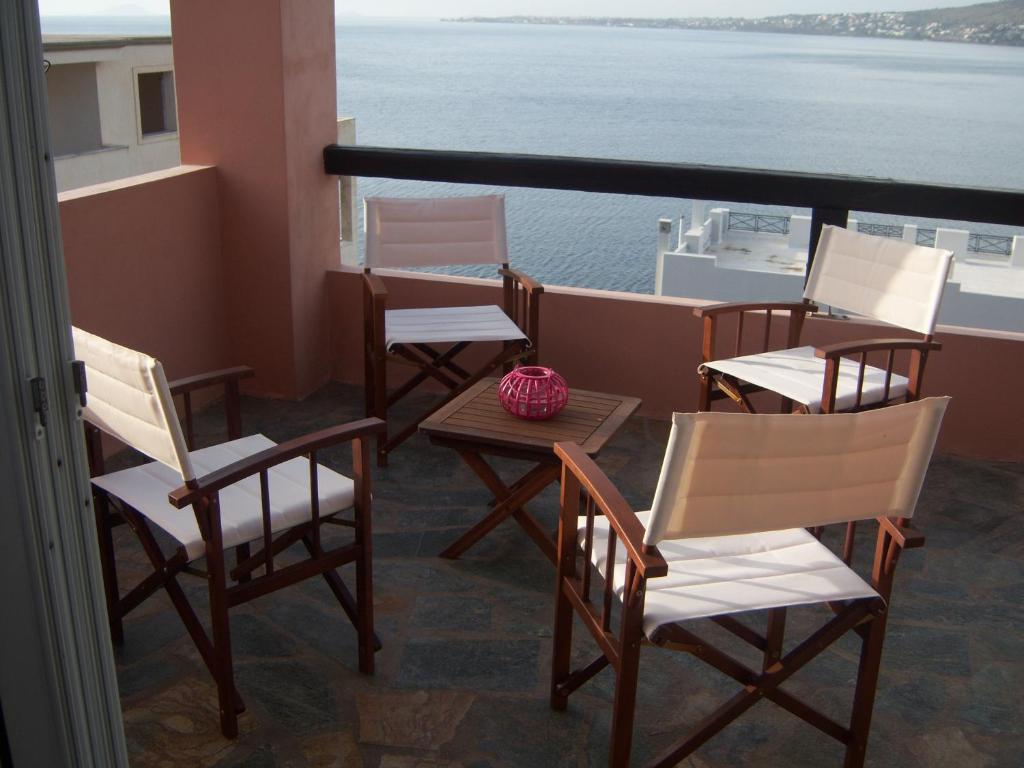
[{"x1": 498, "y1": 366, "x2": 569, "y2": 420}]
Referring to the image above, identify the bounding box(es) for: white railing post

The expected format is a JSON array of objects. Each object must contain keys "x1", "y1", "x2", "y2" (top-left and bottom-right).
[
  {"x1": 903, "y1": 223, "x2": 918, "y2": 243},
  {"x1": 656, "y1": 218, "x2": 671, "y2": 295},
  {"x1": 1010, "y1": 235, "x2": 1024, "y2": 269},
  {"x1": 935, "y1": 228, "x2": 970, "y2": 281},
  {"x1": 709, "y1": 208, "x2": 727, "y2": 245},
  {"x1": 789, "y1": 215, "x2": 811, "y2": 249},
  {"x1": 691, "y1": 199, "x2": 706, "y2": 234},
  {"x1": 337, "y1": 116, "x2": 358, "y2": 267}
]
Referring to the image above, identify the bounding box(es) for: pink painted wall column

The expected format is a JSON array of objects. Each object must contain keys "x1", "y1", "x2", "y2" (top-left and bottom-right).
[{"x1": 169, "y1": 0, "x2": 339, "y2": 398}]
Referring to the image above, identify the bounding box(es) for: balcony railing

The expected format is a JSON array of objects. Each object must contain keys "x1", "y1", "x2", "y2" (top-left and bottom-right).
[
  {"x1": 724, "y1": 217, "x2": 1015, "y2": 258},
  {"x1": 857, "y1": 222, "x2": 904, "y2": 239},
  {"x1": 324, "y1": 145, "x2": 1024, "y2": 276},
  {"x1": 728, "y1": 212, "x2": 790, "y2": 235},
  {"x1": 969, "y1": 232, "x2": 1014, "y2": 256}
]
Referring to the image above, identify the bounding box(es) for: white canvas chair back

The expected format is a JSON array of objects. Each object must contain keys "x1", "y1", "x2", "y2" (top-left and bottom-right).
[
  {"x1": 644, "y1": 397, "x2": 949, "y2": 545},
  {"x1": 364, "y1": 194, "x2": 508, "y2": 269},
  {"x1": 73, "y1": 326, "x2": 195, "y2": 482},
  {"x1": 803, "y1": 225, "x2": 953, "y2": 336}
]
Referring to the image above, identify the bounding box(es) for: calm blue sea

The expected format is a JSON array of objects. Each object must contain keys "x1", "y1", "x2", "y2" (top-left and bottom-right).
[{"x1": 43, "y1": 16, "x2": 1024, "y2": 292}]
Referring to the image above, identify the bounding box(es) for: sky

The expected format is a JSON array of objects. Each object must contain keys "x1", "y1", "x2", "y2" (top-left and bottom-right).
[{"x1": 36, "y1": 1, "x2": 988, "y2": 19}]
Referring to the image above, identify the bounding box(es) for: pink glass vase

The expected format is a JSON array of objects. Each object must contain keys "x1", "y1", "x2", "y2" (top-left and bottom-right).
[{"x1": 498, "y1": 366, "x2": 569, "y2": 420}]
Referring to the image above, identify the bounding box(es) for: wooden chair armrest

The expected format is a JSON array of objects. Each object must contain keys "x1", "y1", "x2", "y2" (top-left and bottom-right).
[
  {"x1": 877, "y1": 516, "x2": 926, "y2": 549},
  {"x1": 169, "y1": 366, "x2": 255, "y2": 444},
  {"x1": 362, "y1": 271, "x2": 389, "y2": 301},
  {"x1": 498, "y1": 267, "x2": 545, "y2": 295},
  {"x1": 814, "y1": 339, "x2": 942, "y2": 359},
  {"x1": 554, "y1": 442, "x2": 668, "y2": 578},
  {"x1": 168, "y1": 366, "x2": 255, "y2": 396},
  {"x1": 693, "y1": 300, "x2": 817, "y2": 319},
  {"x1": 168, "y1": 418, "x2": 386, "y2": 508}
]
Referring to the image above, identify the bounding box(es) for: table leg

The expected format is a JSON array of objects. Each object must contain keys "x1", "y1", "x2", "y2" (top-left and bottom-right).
[{"x1": 439, "y1": 453, "x2": 560, "y2": 562}]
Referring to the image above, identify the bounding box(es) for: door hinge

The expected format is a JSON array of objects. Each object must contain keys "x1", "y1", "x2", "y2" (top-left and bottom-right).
[
  {"x1": 30, "y1": 376, "x2": 48, "y2": 427},
  {"x1": 71, "y1": 359, "x2": 87, "y2": 406}
]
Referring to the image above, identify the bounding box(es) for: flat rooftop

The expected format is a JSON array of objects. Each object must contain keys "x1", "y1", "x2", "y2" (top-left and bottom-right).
[
  {"x1": 686, "y1": 231, "x2": 1024, "y2": 301},
  {"x1": 41, "y1": 34, "x2": 171, "y2": 52},
  {"x1": 112, "y1": 382, "x2": 1022, "y2": 768}
]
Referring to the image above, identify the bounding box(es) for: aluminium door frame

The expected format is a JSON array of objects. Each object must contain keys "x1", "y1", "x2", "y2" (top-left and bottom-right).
[{"x1": 0, "y1": 1, "x2": 128, "y2": 764}]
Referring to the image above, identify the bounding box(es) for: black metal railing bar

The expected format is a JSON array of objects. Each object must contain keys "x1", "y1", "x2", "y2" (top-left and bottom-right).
[{"x1": 324, "y1": 145, "x2": 1024, "y2": 275}]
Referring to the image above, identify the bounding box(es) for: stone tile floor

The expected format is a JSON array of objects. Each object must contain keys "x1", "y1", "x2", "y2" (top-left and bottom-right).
[{"x1": 110, "y1": 383, "x2": 1024, "y2": 767}]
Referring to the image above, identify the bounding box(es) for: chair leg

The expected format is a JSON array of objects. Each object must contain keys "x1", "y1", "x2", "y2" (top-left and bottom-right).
[
  {"x1": 844, "y1": 612, "x2": 889, "y2": 768},
  {"x1": 698, "y1": 372, "x2": 712, "y2": 412},
  {"x1": 205, "y1": 539, "x2": 238, "y2": 739},
  {"x1": 763, "y1": 607, "x2": 786, "y2": 672},
  {"x1": 550, "y1": 579, "x2": 574, "y2": 711},
  {"x1": 355, "y1": 524, "x2": 375, "y2": 675},
  {"x1": 364, "y1": 343, "x2": 375, "y2": 419},
  {"x1": 363, "y1": 346, "x2": 389, "y2": 467},
  {"x1": 92, "y1": 492, "x2": 124, "y2": 645},
  {"x1": 609, "y1": 624, "x2": 643, "y2": 768},
  {"x1": 234, "y1": 543, "x2": 251, "y2": 584}
]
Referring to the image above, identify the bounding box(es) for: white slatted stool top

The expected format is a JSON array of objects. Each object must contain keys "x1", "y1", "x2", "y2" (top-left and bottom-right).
[
  {"x1": 92, "y1": 434, "x2": 355, "y2": 562},
  {"x1": 385, "y1": 305, "x2": 526, "y2": 350},
  {"x1": 583, "y1": 511, "x2": 877, "y2": 638},
  {"x1": 698, "y1": 345, "x2": 909, "y2": 413}
]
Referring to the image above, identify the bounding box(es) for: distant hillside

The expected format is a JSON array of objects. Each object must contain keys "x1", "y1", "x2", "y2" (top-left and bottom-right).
[
  {"x1": 451, "y1": 0, "x2": 1024, "y2": 47},
  {"x1": 903, "y1": 0, "x2": 1024, "y2": 25}
]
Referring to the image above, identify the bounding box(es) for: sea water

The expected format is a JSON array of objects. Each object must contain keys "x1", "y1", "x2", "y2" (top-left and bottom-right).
[{"x1": 43, "y1": 16, "x2": 1024, "y2": 292}]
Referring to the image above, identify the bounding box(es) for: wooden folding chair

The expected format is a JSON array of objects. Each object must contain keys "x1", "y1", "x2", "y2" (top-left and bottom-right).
[
  {"x1": 695, "y1": 225, "x2": 953, "y2": 414},
  {"x1": 362, "y1": 194, "x2": 543, "y2": 466},
  {"x1": 74, "y1": 327, "x2": 384, "y2": 738},
  {"x1": 550, "y1": 397, "x2": 949, "y2": 767}
]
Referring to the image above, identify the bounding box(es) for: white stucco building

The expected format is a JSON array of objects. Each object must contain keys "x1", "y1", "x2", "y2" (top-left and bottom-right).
[
  {"x1": 656, "y1": 202, "x2": 1024, "y2": 334},
  {"x1": 42, "y1": 34, "x2": 180, "y2": 192}
]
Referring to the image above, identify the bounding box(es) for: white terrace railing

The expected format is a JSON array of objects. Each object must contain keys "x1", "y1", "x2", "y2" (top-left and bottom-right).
[{"x1": 663, "y1": 203, "x2": 1023, "y2": 268}]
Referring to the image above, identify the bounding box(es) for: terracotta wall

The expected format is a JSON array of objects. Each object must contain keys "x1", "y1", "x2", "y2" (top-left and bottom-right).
[
  {"x1": 171, "y1": 0, "x2": 340, "y2": 399},
  {"x1": 59, "y1": 165, "x2": 232, "y2": 379},
  {"x1": 327, "y1": 268, "x2": 1024, "y2": 462}
]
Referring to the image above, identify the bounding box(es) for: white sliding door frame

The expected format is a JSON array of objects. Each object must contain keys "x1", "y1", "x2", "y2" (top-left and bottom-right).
[{"x1": 0, "y1": 1, "x2": 128, "y2": 765}]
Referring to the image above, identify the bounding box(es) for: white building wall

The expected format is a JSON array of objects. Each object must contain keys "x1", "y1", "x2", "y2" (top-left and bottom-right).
[{"x1": 46, "y1": 41, "x2": 180, "y2": 192}]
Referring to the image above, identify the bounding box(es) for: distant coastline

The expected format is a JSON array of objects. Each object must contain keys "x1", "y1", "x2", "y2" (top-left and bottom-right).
[{"x1": 448, "y1": 0, "x2": 1024, "y2": 48}]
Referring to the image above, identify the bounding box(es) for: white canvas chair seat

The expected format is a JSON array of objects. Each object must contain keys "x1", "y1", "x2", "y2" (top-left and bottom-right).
[
  {"x1": 582, "y1": 512, "x2": 877, "y2": 636},
  {"x1": 699, "y1": 345, "x2": 909, "y2": 413},
  {"x1": 385, "y1": 305, "x2": 527, "y2": 351},
  {"x1": 92, "y1": 434, "x2": 355, "y2": 562}
]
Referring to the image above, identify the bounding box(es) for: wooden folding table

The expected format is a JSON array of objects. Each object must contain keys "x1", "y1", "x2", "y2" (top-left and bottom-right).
[{"x1": 419, "y1": 378, "x2": 640, "y2": 563}]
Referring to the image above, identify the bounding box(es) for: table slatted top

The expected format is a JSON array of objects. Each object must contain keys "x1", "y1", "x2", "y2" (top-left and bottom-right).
[{"x1": 420, "y1": 378, "x2": 641, "y2": 455}]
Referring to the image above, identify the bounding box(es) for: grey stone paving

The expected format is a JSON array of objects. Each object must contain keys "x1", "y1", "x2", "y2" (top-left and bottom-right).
[{"x1": 110, "y1": 383, "x2": 1024, "y2": 767}]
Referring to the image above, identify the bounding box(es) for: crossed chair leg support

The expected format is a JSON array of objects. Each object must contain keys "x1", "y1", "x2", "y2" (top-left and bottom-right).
[
  {"x1": 367, "y1": 340, "x2": 532, "y2": 466},
  {"x1": 95, "y1": 493, "x2": 378, "y2": 738},
  {"x1": 438, "y1": 452, "x2": 559, "y2": 563},
  {"x1": 551, "y1": 595, "x2": 889, "y2": 768}
]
